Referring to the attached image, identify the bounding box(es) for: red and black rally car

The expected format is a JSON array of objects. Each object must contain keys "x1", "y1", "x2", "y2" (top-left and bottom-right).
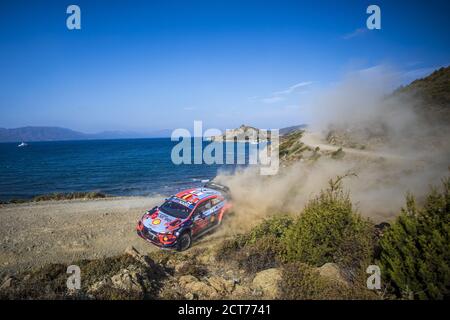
[{"x1": 136, "y1": 182, "x2": 231, "y2": 251}]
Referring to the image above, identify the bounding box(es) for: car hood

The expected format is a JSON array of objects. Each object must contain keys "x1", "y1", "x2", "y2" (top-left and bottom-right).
[{"x1": 142, "y1": 210, "x2": 180, "y2": 233}]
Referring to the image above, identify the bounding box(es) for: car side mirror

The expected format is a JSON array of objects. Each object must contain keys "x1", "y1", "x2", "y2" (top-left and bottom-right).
[{"x1": 149, "y1": 206, "x2": 158, "y2": 213}]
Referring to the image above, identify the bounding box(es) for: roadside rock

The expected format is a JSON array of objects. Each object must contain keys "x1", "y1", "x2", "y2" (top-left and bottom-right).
[
  {"x1": 197, "y1": 250, "x2": 216, "y2": 265},
  {"x1": 178, "y1": 274, "x2": 219, "y2": 299},
  {"x1": 0, "y1": 276, "x2": 15, "y2": 290},
  {"x1": 184, "y1": 281, "x2": 218, "y2": 299},
  {"x1": 178, "y1": 275, "x2": 198, "y2": 286},
  {"x1": 232, "y1": 285, "x2": 252, "y2": 299},
  {"x1": 174, "y1": 261, "x2": 189, "y2": 274},
  {"x1": 88, "y1": 279, "x2": 111, "y2": 294},
  {"x1": 252, "y1": 268, "x2": 282, "y2": 299},
  {"x1": 184, "y1": 292, "x2": 196, "y2": 300},
  {"x1": 124, "y1": 246, "x2": 155, "y2": 268},
  {"x1": 317, "y1": 263, "x2": 347, "y2": 285},
  {"x1": 207, "y1": 275, "x2": 235, "y2": 294},
  {"x1": 111, "y1": 269, "x2": 144, "y2": 293}
]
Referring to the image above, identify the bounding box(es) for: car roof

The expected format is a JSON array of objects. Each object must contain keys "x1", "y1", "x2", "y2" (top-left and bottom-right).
[{"x1": 171, "y1": 187, "x2": 222, "y2": 209}]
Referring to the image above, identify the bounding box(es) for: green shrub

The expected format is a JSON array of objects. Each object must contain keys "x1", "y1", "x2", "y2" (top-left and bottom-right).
[
  {"x1": 283, "y1": 176, "x2": 374, "y2": 281},
  {"x1": 215, "y1": 234, "x2": 249, "y2": 262},
  {"x1": 234, "y1": 235, "x2": 284, "y2": 274},
  {"x1": 280, "y1": 262, "x2": 377, "y2": 300},
  {"x1": 216, "y1": 215, "x2": 293, "y2": 274},
  {"x1": 247, "y1": 215, "x2": 293, "y2": 243},
  {"x1": 379, "y1": 178, "x2": 450, "y2": 299}
]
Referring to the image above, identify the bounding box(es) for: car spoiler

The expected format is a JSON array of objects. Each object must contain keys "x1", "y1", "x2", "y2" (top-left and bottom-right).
[{"x1": 203, "y1": 181, "x2": 231, "y2": 199}]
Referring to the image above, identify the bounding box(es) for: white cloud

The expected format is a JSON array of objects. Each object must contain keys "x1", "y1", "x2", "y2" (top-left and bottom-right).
[
  {"x1": 272, "y1": 81, "x2": 313, "y2": 96},
  {"x1": 342, "y1": 28, "x2": 367, "y2": 40},
  {"x1": 261, "y1": 81, "x2": 313, "y2": 104},
  {"x1": 261, "y1": 96, "x2": 285, "y2": 104}
]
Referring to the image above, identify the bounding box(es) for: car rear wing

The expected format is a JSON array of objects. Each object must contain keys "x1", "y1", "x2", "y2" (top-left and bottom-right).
[{"x1": 203, "y1": 181, "x2": 231, "y2": 199}]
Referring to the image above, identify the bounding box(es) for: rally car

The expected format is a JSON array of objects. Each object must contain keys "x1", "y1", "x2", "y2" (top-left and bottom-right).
[{"x1": 136, "y1": 182, "x2": 231, "y2": 251}]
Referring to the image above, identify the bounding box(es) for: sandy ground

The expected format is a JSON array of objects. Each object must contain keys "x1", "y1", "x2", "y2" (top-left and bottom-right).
[{"x1": 0, "y1": 196, "x2": 165, "y2": 274}]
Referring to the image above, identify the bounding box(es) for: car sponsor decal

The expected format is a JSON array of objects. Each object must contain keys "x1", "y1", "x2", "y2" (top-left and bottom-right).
[
  {"x1": 171, "y1": 196, "x2": 195, "y2": 209},
  {"x1": 202, "y1": 202, "x2": 225, "y2": 217}
]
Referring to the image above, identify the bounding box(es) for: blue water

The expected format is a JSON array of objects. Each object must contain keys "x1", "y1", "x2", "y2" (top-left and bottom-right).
[{"x1": 0, "y1": 139, "x2": 249, "y2": 201}]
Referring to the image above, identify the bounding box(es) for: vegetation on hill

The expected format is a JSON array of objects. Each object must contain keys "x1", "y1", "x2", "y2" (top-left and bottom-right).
[
  {"x1": 278, "y1": 130, "x2": 320, "y2": 162},
  {"x1": 394, "y1": 66, "x2": 450, "y2": 123}
]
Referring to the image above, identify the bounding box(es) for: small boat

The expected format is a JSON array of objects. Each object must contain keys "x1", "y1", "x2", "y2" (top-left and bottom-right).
[{"x1": 17, "y1": 142, "x2": 28, "y2": 147}]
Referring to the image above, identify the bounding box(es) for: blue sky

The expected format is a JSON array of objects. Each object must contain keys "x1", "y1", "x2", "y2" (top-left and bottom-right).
[{"x1": 0, "y1": 0, "x2": 449, "y2": 133}]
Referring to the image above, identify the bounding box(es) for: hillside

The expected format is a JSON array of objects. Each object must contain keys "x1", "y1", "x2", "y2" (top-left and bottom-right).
[
  {"x1": 209, "y1": 124, "x2": 271, "y2": 142},
  {"x1": 209, "y1": 124, "x2": 307, "y2": 142},
  {"x1": 279, "y1": 124, "x2": 307, "y2": 135},
  {"x1": 394, "y1": 66, "x2": 450, "y2": 123},
  {"x1": 325, "y1": 66, "x2": 450, "y2": 149}
]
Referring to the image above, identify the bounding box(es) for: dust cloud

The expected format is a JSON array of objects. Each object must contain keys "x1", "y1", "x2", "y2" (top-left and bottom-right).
[{"x1": 214, "y1": 66, "x2": 449, "y2": 230}]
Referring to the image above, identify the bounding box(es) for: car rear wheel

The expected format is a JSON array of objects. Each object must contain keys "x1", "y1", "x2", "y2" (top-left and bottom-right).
[{"x1": 177, "y1": 232, "x2": 192, "y2": 251}]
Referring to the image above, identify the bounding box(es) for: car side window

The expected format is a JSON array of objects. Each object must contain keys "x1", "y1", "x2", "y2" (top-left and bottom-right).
[
  {"x1": 211, "y1": 197, "x2": 222, "y2": 206},
  {"x1": 194, "y1": 200, "x2": 211, "y2": 216}
]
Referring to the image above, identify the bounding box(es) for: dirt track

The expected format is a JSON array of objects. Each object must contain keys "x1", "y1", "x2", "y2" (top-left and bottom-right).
[
  {"x1": 302, "y1": 132, "x2": 405, "y2": 161},
  {"x1": 0, "y1": 196, "x2": 164, "y2": 274}
]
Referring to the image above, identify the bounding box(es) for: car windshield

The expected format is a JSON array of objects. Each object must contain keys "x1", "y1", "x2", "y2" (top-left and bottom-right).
[{"x1": 159, "y1": 200, "x2": 191, "y2": 219}]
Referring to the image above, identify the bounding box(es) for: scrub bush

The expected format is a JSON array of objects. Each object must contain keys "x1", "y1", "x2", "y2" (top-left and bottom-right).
[
  {"x1": 216, "y1": 215, "x2": 293, "y2": 273},
  {"x1": 379, "y1": 178, "x2": 450, "y2": 299},
  {"x1": 280, "y1": 262, "x2": 377, "y2": 300},
  {"x1": 283, "y1": 175, "x2": 374, "y2": 281}
]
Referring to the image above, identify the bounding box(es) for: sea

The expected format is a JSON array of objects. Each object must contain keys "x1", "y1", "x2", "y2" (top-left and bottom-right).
[{"x1": 0, "y1": 138, "x2": 254, "y2": 201}]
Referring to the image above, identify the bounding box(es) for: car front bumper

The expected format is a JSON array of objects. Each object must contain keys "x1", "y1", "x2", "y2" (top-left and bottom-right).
[{"x1": 137, "y1": 228, "x2": 178, "y2": 249}]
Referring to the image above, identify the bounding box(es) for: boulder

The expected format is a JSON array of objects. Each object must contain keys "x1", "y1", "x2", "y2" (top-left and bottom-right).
[
  {"x1": 0, "y1": 276, "x2": 14, "y2": 290},
  {"x1": 252, "y1": 268, "x2": 282, "y2": 299},
  {"x1": 184, "y1": 281, "x2": 218, "y2": 299},
  {"x1": 317, "y1": 263, "x2": 347, "y2": 285},
  {"x1": 110, "y1": 269, "x2": 144, "y2": 293},
  {"x1": 178, "y1": 274, "x2": 219, "y2": 298},
  {"x1": 178, "y1": 275, "x2": 198, "y2": 286},
  {"x1": 207, "y1": 275, "x2": 235, "y2": 294},
  {"x1": 232, "y1": 285, "x2": 252, "y2": 299}
]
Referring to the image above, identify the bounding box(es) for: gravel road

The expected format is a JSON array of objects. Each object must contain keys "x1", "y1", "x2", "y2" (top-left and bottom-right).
[{"x1": 0, "y1": 196, "x2": 164, "y2": 274}]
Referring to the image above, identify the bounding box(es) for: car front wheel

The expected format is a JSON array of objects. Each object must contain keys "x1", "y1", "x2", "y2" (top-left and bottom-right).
[{"x1": 177, "y1": 232, "x2": 192, "y2": 251}]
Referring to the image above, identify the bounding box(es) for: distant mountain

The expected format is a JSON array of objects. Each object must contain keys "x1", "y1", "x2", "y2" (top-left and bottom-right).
[
  {"x1": 0, "y1": 126, "x2": 172, "y2": 143},
  {"x1": 0, "y1": 126, "x2": 86, "y2": 142}
]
